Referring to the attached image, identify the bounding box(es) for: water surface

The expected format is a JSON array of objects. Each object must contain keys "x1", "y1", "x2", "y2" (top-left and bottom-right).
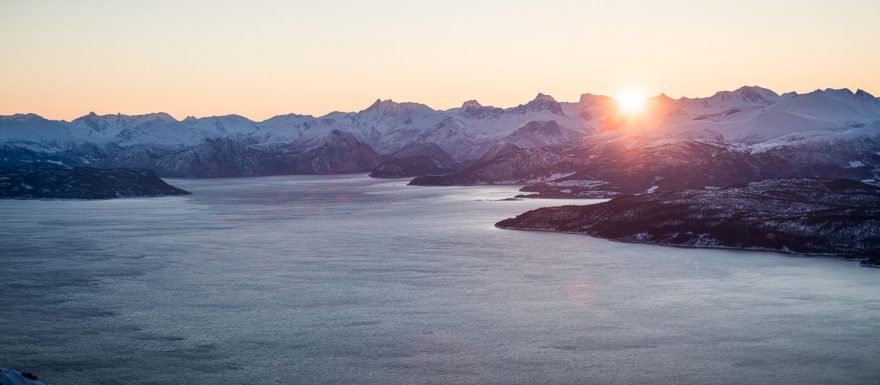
[{"x1": 1, "y1": 175, "x2": 878, "y2": 384}]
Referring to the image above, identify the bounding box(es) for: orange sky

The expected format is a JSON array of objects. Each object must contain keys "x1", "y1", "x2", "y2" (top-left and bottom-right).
[{"x1": 1, "y1": 0, "x2": 879, "y2": 121}]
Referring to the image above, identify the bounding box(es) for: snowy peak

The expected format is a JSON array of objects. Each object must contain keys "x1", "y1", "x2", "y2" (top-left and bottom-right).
[
  {"x1": 735, "y1": 85, "x2": 779, "y2": 101},
  {"x1": 180, "y1": 114, "x2": 258, "y2": 134},
  {"x1": 578, "y1": 93, "x2": 599, "y2": 105},
  {"x1": 73, "y1": 112, "x2": 176, "y2": 122},
  {"x1": 577, "y1": 93, "x2": 615, "y2": 109},
  {"x1": 855, "y1": 89, "x2": 879, "y2": 103},
  {"x1": 0, "y1": 113, "x2": 49, "y2": 123},
  {"x1": 574, "y1": 94, "x2": 617, "y2": 122},
  {"x1": 458, "y1": 99, "x2": 503, "y2": 119},
  {"x1": 704, "y1": 86, "x2": 780, "y2": 109},
  {"x1": 690, "y1": 86, "x2": 880, "y2": 145},
  {"x1": 366, "y1": 98, "x2": 398, "y2": 111},
  {"x1": 508, "y1": 93, "x2": 565, "y2": 116},
  {"x1": 533, "y1": 93, "x2": 556, "y2": 102},
  {"x1": 260, "y1": 113, "x2": 313, "y2": 124},
  {"x1": 71, "y1": 112, "x2": 177, "y2": 133},
  {"x1": 767, "y1": 88, "x2": 880, "y2": 120},
  {"x1": 356, "y1": 99, "x2": 437, "y2": 127},
  {"x1": 363, "y1": 99, "x2": 433, "y2": 114},
  {"x1": 652, "y1": 93, "x2": 675, "y2": 104},
  {"x1": 0, "y1": 113, "x2": 79, "y2": 143},
  {"x1": 461, "y1": 100, "x2": 483, "y2": 109},
  {"x1": 647, "y1": 93, "x2": 677, "y2": 109}
]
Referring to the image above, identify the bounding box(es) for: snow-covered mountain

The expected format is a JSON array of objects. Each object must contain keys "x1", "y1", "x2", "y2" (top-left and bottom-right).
[
  {"x1": 0, "y1": 93, "x2": 590, "y2": 176},
  {"x1": 410, "y1": 87, "x2": 880, "y2": 194},
  {"x1": 1, "y1": 87, "x2": 879, "y2": 180}
]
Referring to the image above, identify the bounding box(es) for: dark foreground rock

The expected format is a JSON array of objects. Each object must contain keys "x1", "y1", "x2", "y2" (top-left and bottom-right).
[
  {"x1": 497, "y1": 178, "x2": 880, "y2": 266},
  {"x1": 411, "y1": 138, "x2": 878, "y2": 199},
  {"x1": 1, "y1": 368, "x2": 48, "y2": 385},
  {"x1": 0, "y1": 164, "x2": 190, "y2": 199},
  {"x1": 518, "y1": 139, "x2": 875, "y2": 198},
  {"x1": 409, "y1": 143, "x2": 585, "y2": 186},
  {"x1": 370, "y1": 156, "x2": 459, "y2": 178},
  {"x1": 370, "y1": 143, "x2": 459, "y2": 178}
]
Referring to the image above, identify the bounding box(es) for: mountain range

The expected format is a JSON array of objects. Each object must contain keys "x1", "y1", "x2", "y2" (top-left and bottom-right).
[{"x1": 2, "y1": 86, "x2": 879, "y2": 194}]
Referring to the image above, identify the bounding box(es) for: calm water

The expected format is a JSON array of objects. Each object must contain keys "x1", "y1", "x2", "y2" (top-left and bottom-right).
[{"x1": 1, "y1": 175, "x2": 878, "y2": 385}]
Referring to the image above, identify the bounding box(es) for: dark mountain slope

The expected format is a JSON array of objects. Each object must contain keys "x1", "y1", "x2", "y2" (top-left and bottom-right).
[{"x1": 0, "y1": 164, "x2": 190, "y2": 199}]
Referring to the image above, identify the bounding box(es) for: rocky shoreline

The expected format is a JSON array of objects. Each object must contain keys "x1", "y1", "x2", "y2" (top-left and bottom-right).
[
  {"x1": 0, "y1": 164, "x2": 190, "y2": 199},
  {"x1": 497, "y1": 178, "x2": 880, "y2": 266}
]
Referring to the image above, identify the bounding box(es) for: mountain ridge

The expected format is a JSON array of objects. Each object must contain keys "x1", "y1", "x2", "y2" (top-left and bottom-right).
[
  {"x1": 2, "y1": 86, "x2": 879, "y2": 181},
  {"x1": 12, "y1": 85, "x2": 872, "y2": 124}
]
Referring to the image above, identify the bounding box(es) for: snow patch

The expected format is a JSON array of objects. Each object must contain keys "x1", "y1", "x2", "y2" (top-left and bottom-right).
[{"x1": 848, "y1": 160, "x2": 866, "y2": 168}]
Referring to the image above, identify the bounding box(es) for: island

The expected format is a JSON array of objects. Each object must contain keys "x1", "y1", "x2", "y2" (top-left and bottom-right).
[
  {"x1": 497, "y1": 178, "x2": 880, "y2": 267},
  {"x1": 0, "y1": 164, "x2": 190, "y2": 199}
]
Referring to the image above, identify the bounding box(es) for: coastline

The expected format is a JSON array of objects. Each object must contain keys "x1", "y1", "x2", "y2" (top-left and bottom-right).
[{"x1": 495, "y1": 223, "x2": 880, "y2": 267}]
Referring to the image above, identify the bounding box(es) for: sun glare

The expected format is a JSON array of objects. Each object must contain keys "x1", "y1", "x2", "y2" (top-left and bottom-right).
[{"x1": 616, "y1": 91, "x2": 646, "y2": 113}]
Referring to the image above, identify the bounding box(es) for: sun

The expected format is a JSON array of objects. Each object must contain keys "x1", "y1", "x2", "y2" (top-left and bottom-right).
[{"x1": 615, "y1": 91, "x2": 647, "y2": 113}]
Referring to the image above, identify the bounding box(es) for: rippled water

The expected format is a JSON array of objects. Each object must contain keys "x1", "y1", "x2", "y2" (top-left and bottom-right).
[{"x1": 1, "y1": 175, "x2": 878, "y2": 385}]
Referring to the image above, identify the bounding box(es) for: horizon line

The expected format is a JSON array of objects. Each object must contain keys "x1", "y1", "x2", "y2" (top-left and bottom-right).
[{"x1": 3, "y1": 85, "x2": 876, "y2": 123}]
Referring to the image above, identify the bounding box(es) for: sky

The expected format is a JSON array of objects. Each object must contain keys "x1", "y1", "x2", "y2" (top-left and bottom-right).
[{"x1": 1, "y1": 0, "x2": 878, "y2": 121}]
